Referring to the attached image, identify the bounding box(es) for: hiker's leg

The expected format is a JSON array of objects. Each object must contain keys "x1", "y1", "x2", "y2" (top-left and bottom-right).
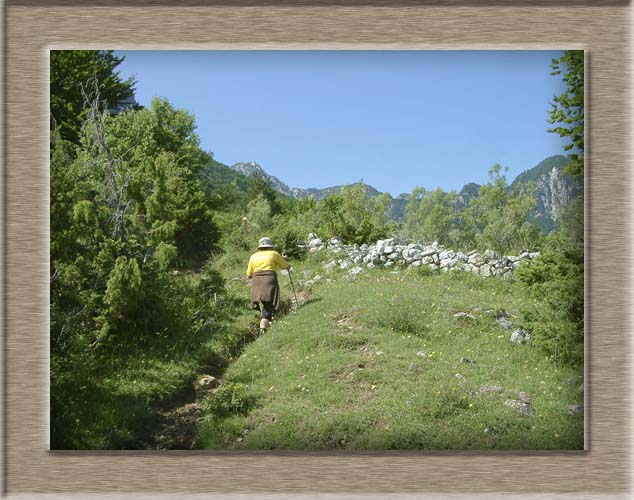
[{"x1": 259, "y1": 301, "x2": 273, "y2": 332}]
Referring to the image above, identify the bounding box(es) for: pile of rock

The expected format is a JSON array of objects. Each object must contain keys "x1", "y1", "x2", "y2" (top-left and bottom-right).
[{"x1": 303, "y1": 235, "x2": 539, "y2": 279}]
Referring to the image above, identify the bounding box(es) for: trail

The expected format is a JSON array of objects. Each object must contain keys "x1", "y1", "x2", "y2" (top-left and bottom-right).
[
  {"x1": 136, "y1": 326, "x2": 258, "y2": 450},
  {"x1": 136, "y1": 289, "x2": 311, "y2": 450}
]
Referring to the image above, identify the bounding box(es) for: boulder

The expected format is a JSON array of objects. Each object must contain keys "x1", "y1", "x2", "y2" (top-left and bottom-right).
[
  {"x1": 566, "y1": 404, "x2": 582, "y2": 416},
  {"x1": 453, "y1": 312, "x2": 476, "y2": 320},
  {"x1": 308, "y1": 238, "x2": 323, "y2": 248},
  {"x1": 439, "y1": 250, "x2": 455, "y2": 260},
  {"x1": 348, "y1": 266, "x2": 364, "y2": 277},
  {"x1": 440, "y1": 257, "x2": 457, "y2": 268},
  {"x1": 483, "y1": 249, "x2": 496, "y2": 261},
  {"x1": 468, "y1": 253, "x2": 484, "y2": 266},
  {"x1": 495, "y1": 311, "x2": 512, "y2": 330},
  {"x1": 479, "y1": 385, "x2": 503, "y2": 394},
  {"x1": 323, "y1": 260, "x2": 337, "y2": 272},
  {"x1": 504, "y1": 399, "x2": 533, "y2": 416},
  {"x1": 510, "y1": 329, "x2": 533, "y2": 345},
  {"x1": 194, "y1": 375, "x2": 221, "y2": 394}
]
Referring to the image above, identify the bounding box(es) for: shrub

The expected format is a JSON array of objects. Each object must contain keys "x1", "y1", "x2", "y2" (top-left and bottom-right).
[
  {"x1": 204, "y1": 382, "x2": 254, "y2": 417},
  {"x1": 515, "y1": 228, "x2": 583, "y2": 364}
]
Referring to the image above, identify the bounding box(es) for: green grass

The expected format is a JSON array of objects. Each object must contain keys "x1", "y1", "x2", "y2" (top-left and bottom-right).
[
  {"x1": 197, "y1": 267, "x2": 584, "y2": 450},
  {"x1": 52, "y1": 246, "x2": 583, "y2": 450}
]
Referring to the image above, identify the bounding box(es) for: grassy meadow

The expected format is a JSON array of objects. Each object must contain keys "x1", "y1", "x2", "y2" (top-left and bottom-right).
[{"x1": 197, "y1": 255, "x2": 584, "y2": 450}]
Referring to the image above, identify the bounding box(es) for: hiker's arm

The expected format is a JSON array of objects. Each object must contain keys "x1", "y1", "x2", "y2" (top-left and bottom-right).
[
  {"x1": 246, "y1": 258, "x2": 253, "y2": 279},
  {"x1": 277, "y1": 252, "x2": 290, "y2": 270}
]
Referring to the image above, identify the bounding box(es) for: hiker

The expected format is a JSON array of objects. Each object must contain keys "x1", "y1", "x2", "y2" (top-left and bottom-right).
[{"x1": 247, "y1": 236, "x2": 291, "y2": 335}]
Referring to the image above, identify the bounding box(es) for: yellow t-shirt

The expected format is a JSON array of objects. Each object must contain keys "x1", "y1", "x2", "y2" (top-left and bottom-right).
[{"x1": 247, "y1": 250, "x2": 290, "y2": 278}]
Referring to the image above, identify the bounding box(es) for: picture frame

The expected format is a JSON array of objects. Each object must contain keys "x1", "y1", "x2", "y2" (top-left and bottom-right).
[{"x1": 2, "y1": 0, "x2": 631, "y2": 498}]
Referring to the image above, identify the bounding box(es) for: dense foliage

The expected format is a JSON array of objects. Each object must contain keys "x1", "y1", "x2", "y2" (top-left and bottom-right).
[
  {"x1": 517, "y1": 50, "x2": 584, "y2": 364},
  {"x1": 50, "y1": 49, "x2": 584, "y2": 449},
  {"x1": 51, "y1": 52, "x2": 224, "y2": 447},
  {"x1": 403, "y1": 165, "x2": 540, "y2": 255}
]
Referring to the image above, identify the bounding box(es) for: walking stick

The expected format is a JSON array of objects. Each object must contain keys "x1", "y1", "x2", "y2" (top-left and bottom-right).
[{"x1": 287, "y1": 268, "x2": 298, "y2": 311}]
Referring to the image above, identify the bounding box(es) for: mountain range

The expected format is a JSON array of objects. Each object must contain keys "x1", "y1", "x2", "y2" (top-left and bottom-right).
[{"x1": 202, "y1": 155, "x2": 582, "y2": 233}]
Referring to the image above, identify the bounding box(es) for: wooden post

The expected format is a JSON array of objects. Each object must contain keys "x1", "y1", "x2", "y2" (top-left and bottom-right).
[{"x1": 242, "y1": 216, "x2": 248, "y2": 240}]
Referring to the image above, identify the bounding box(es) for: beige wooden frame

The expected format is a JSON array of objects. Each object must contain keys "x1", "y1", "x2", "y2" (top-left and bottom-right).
[{"x1": 3, "y1": 1, "x2": 631, "y2": 498}]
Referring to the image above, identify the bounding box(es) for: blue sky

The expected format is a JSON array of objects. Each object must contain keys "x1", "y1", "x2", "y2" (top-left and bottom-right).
[{"x1": 115, "y1": 50, "x2": 569, "y2": 196}]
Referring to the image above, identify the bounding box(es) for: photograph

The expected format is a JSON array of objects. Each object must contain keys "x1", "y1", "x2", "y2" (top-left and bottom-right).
[{"x1": 49, "y1": 49, "x2": 584, "y2": 451}]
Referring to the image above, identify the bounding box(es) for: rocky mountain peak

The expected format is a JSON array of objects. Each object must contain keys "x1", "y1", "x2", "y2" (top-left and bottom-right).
[{"x1": 230, "y1": 162, "x2": 294, "y2": 196}]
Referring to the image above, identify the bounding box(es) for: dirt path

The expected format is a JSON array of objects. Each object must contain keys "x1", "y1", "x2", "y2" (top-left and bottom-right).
[
  {"x1": 136, "y1": 338, "x2": 254, "y2": 450},
  {"x1": 137, "y1": 292, "x2": 311, "y2": 450}
]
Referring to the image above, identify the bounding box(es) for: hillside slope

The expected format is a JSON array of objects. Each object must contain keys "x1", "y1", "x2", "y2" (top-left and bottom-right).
[{"x1": 197, "y1": 266, "x2": 583, "y2": 450}]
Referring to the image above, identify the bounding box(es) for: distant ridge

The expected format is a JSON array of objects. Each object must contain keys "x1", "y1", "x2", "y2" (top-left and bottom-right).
[{"x1": 199, "y1": 156, "x2": 583, "y2": 231}]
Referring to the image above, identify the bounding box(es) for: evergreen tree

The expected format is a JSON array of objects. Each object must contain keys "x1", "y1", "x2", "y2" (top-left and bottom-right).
[
  {"x1": 50, "y1": 50, "x2": 136, "y2": 144},
  {"x1": 516, "y1": 50, "x2": 584, "y2": 364},
  {"x1": 245, "y1": 173, "x2": 282, "y2": 216},
  {"x1": 548, "y1": 50, "x2": 584, "y2": 177}
]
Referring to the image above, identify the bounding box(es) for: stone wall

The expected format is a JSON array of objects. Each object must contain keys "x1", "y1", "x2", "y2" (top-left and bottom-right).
[{"x1": 303, "y1": 234, "x2": 539, "y2": 279}]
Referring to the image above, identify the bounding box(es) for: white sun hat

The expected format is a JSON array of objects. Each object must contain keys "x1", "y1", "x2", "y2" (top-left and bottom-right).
[{"x1": 258, "y1": 237, "x2": 275, "y2": 249}]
